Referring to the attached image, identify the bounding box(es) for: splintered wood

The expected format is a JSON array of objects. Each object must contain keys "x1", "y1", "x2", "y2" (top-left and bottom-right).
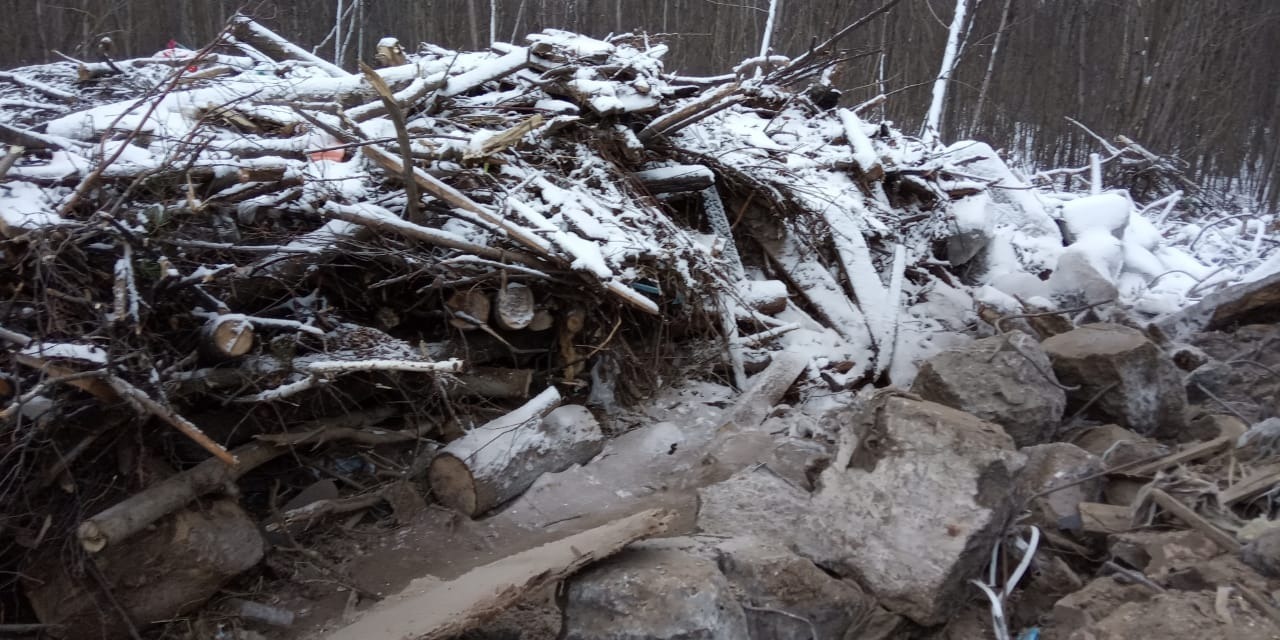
[{"x1": 322, "y1": 509, "x2": 672, "y2": 640}]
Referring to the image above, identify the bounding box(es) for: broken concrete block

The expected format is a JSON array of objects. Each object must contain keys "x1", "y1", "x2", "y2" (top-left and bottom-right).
[
  {"x1": 1187, "y1": 324, "x2": 1280, "y2": 423},
  {"x1": 712, "y1": 536, "x2": 901, "y2": 640},
  {"x1": 1042, "y1": 323, "x2": 1188, "y2": 437},
  {"x1": 24, "y1": 499, "x2": 264, "y2": 639},
  {"x1": 696, "y1": 466, "x2": 830, "y2": 565},
  {"x1": 1050, "y1": 577, "x2": 1153, "y2": 630},
  {"x1": 1068, "y1": 423, "x2": 1171, "y2": 466},
  {"x1": 910, "y1": 332, "x2": 1067, "y2": 446},
  {"x1": 1017, "y1": 443, "x2": 1103, "y2": 531},
  {"x1": 1240, "y1": 527, "x2": 1280, "y2": 578},
  {"x1": 1082, "y1": 589, "x2": 1278, "y2": 639},
  {"x1": 561, "y1": 544, "x2": 749, "y2": 640},
  {"x1": 809, "y1": 393, "x2": 1025, "y2": 626},
  {"x1": 1107, "y1": 530, "x2": 1220, "y2": 580}
]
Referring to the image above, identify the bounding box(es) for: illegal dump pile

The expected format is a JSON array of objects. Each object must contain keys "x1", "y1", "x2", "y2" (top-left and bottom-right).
[{"x1": 1, "y1": 13, "x2": 1278, "y2": 640}]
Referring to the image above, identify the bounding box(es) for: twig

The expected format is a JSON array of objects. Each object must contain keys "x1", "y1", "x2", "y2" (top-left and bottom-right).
[
  {"x1": 1101, "y1": 560, "x2": 1166, "y2": 593},
  {"x1": 105, "y1": 375, "x2": 237, "y2": 465},
  {"x1": 359, "y1": 61, "x2": 421, "y2": 221},
  {"x1": 1146, "y1": 488, "x2": 1241, "y2": 552}
]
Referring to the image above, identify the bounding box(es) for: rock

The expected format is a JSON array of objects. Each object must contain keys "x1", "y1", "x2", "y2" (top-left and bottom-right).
[
  {"x1": 1068, "y1": 424, "x2": 1170, "y2": 466},
  {"x1": 910, "y1": 332, "x2": 1067, "y2": 446},
  {"x1": 1017, "y1": 443, "x2": 1103, "y2": 531},
  {"x1": 1240, "y1": 527, "x2": 1280, "y2": 578},
  {"x1": 24, "y1": 498, "x2": 264, "y2": 639},
  {"x1": 712, "y1": 537, "x2": 901, "y2": 640},
  {"x1": 1050, "y1": 577, "x2": 1152, "y2": 630},
  {"x1": 1107, "y1": 530, "x2": 1220, "y2": 580},
  {"x1": 808, "y1": 392, "x2": 1025, "y2": 626},
  {"x1": 1153, "y1": 271, "x2": 1280, "y2": 339},
  {"x1": 1049, "y1": 239, "x2": 1122, "y2": 306},
  {"x1": 561, "y1": 544, "x2": 750, "y2": 640},
  {"x1": 1080, "y1": 589, "x2": 1278, "y2": 640},
  {"x1": 696, "y1": 466, "x2": 829, "y2": 564},
  {"x1": 1042, "y1": 323, "x2": 1188, "y2": 437},
  {"x1": 1187, "y1": 324, "x2": 1280, "y2": 423},
  {"x1": 1166, "y1": 553, "x2": 1272, "y2": 594}
]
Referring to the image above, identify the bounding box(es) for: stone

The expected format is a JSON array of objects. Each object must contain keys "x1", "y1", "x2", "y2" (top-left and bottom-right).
[
  {"x1": 1166, "y1": 554, "x2": 1271, "y2": 594},
  {"x1": 808, "y1": 392, "x2": 1025, "y2": 626},
  {"x1": 910, "y1": 332, "x2": 1067, "y2": 446},
  {"x1": 696, "y1": 466, "x2": 830, "y2": 566},
  {"x1": 1050, "y1": 577, "x2": 1152, "y2": 630},
  {"x1": 1068, "y1": 424, "x2": 1170, "y2": 466},
  {"x1": 1080, "y1": 589, "x2": 1278, "y2": 640},
  {"x1": 1042, "y1": 323, "x2": 1188, "y2": 437},
  {"x1": 1153, "y1": 271, "x2": 1280, "y2": 339},
  {"x1": 1186, "y1": 324, "x2": 1280, "y2": 423},
  {"x1": 1017, "y1": 443, "x2": 1103, "y2": 531},
  {"x1": 712, "y1": 536, "x2": 900, "y2": 640},
  {"x1": 24, "y1": 499, "x2": 264, "y2": 639},
  {"x1": 1049, "y1": 241, "x2": 1122, "y2": 306},
  {"x1": 561, "y1": 544, "x2": 749, "y2": 640},
  {"x1": 1106, "y1": 530, "x2": 1220, "y2": 580},
  {"x1": 1240, "y1": 527, "x2": 1280, "y2": 578}
]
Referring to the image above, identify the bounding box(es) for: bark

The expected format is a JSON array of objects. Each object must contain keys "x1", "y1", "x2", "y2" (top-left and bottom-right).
[
  {"x1": 427, "y1": 390, "x2": 606, "y2": 517},
  {"x1": 321, "y1": 508, "x2": 672, "y2": 640}
]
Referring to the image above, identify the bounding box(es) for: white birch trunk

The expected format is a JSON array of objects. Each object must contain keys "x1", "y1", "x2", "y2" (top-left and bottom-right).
[{"x1": 922, "y1": 0, "x2": 969, "y2": 145}]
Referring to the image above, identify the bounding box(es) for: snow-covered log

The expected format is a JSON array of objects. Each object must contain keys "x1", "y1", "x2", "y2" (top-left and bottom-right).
[{"x1": 427, "y1": 389, "x2": 605, "y2": 517}]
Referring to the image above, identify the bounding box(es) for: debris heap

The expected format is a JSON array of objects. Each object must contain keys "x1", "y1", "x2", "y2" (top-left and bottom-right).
[{"x1": 0, "y1": 14, "x2": 1275, "y2": 639}]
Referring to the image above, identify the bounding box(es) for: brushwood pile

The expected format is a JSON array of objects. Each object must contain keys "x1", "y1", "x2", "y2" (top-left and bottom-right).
[{"x1": 1, "y1": 14, "x2": 1278, "y2": 640}]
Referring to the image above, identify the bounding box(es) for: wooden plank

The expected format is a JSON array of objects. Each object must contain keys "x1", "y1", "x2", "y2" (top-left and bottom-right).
[
  {"x1": 1078, "y1": 502, "x2": 1134, "y2": 535},
  {"x1": 1221, "y1": 464, "x2": 1280, "y2": 506},
  {"x1": 1149, "y1": 489, "x2": 1241, "y2": 552},
  {"x1": 322, "y1": 509, "x2": 672, "y2": 640}
]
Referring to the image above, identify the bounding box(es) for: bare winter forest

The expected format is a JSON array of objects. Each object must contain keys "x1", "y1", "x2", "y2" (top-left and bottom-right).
[{"x1": 1, "y1": 0, "x2": 1279, "y2": 207}]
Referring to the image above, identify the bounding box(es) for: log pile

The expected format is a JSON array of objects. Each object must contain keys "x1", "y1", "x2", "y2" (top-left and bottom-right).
[{"x1": 0, "y1": 14, "x2": 1260, "y2": 638}]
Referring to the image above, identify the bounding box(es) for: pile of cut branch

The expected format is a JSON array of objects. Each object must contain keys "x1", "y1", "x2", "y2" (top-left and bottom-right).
[{"x1": 0, "y1": 14, "x2": 1172, "y2": 635}]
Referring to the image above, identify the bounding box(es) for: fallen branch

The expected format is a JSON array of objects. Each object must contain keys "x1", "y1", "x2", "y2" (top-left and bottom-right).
[{"x1": 76, "y1": 409, "x2": 394, "y2": 552}]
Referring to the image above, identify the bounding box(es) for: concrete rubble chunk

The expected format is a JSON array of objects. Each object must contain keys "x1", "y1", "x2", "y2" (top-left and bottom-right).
[
  {"x1": 1079, "y1": 589, "x2": 1278, "y2": 640},
  {"x1": 1017, "y1": 443, "x2": 1103, "y2": 531},
  {"x1": 712, "y1": 536, "x2": 901, "y2": 640},
  {"x1": 1049, "y1": 577, "x2": 1153, "y2": 630},
  {"x1": 1106, "y1": 530, "x2": 1219, "y2": 580},
  {"x1": 1068, "y1": 423, "x2": 1171, "y2": 467},
  {"x1": 560, "y1": 544, "x2": 750, "y2": 640},
  {"x1": 910, "y1": 332, "x2": 1067, "y2": 446},
  {"x1": 1188, "y1": 324, "x2": 1280, "y2": 423},
  {"x1": 1241, "y1": 527, "x2": 1280, "y2": 578},
  {"x1": 809, "y1": 392, "x2": 1025, "y2": 626},
  {"x1": 1042, "y1": 323, "x2": 1188, "y2": 437},
  {"x1": 696, "y1": 466, "x2": 830, "y2": 565}
]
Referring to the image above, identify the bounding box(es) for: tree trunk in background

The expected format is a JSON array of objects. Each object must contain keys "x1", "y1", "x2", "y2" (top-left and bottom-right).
[
  {"x1": 970, "y1": 0, "x2": 1009, "y2": 136},
  {"x1": 922, "y1": 0, "x2": 968, "y2": 145},
  {"x1": 2, "y1": 0, "x2": 1279, "y2": 200}
]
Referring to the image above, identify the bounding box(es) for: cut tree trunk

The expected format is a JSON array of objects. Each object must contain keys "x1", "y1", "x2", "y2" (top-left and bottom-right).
[
  {"x1": 492, "y1": 282, "x2": 535, "y2": 330},
  {"x1": 428, "y1": 389, "x2": 605, "y2": 516},
  {"x1": 26, "y1": 498, "x2": 264, "y2": 639},
  {"x1": 633, "y1": 164, "x2": 715, "y2": 194},
  {"x1": 199, "y1": 314, "x2": 254, "y2": 361}
]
